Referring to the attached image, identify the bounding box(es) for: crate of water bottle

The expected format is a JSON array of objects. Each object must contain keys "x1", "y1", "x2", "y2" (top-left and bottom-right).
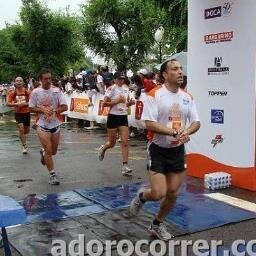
[{"x1": 204, "y1": 172, "x2": 231, "y2": 190}]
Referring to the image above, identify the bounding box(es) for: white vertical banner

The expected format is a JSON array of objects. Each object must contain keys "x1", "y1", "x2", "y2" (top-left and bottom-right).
[{"x1": 187, "y1": 0, "x2": 256, "y2": 190}]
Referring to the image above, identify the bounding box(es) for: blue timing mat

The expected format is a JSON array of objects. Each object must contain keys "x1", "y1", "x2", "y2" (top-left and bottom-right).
[
  {"x1": 19, "y1": 191, "x2": 106, "y2": 223},
  {"x1": 75, "y1": 182, "x2": 142, "y2": 210},
  {"x1": 75, "y1": 182, "x2": 256, "y2": 233},
  {"x1": 20, "y1": 182, "x2": 256, "y2": 234}
]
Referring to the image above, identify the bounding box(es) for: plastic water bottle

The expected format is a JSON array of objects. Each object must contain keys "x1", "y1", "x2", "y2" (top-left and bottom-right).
[{"x1": 204, "y1": 172, "x2": 231, "y2": 190}]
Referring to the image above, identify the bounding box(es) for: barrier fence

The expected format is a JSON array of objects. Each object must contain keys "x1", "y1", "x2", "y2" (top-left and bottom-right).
[{"x1": 63, "y1": 91, "x2": 146, "y2": 129}]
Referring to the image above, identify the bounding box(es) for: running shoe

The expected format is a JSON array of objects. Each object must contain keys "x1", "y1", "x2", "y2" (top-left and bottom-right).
[
  {"x1": 49, "y1": 174, "x2": 60, "y2": 185},
  {"x1": 22, "y1": 144, "x2": 28, "y2": 154},
  {"x1": 40, "y1": 148, "x2": 45, "y2": 165},
  {"x1": 98, "y1": 145, "x2": 105, "y2": 161},
  {"x1": 121, "y1": 165, "x2": 133, "y2": 176},
  {"x1": 148, "y1": 222, "x2": 174, "y2": 241},
  {"x1": 129, "y1": 187, "x2": 146, "y2": 216}
]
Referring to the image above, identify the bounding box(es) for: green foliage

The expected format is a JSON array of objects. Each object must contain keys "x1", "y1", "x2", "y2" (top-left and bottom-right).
[
  {"x1": 0, "y1": 0, "x2": 188, "y2": 81},
  {"x1": 11, "y1": 0, "x2": 84, "y2": 77},
  {"x1": 0, "y1": 26, "x2": 28, "y2": 82},
  {"x1": 81, "y1": 0, "x2": 165, "y2": 71},
  {"x1": 155, "y1": 0, "x2": 188, "y2": 52},
  {"x1": 81, "y1": 0, "x2": 187, "y2": 70}
]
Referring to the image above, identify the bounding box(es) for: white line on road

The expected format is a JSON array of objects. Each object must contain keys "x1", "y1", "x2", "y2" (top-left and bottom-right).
[{"x1": 205, "y1": 193, "x2": 256, "y2": 213}]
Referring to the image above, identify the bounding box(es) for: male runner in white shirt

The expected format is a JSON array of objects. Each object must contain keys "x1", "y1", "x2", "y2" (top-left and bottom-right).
[
  {"x1": 129, "y1": 59, "x2": 200, "y2": 240},
  {"x1": 29, "y1": 68, "x2": 68, "y2": 185}
]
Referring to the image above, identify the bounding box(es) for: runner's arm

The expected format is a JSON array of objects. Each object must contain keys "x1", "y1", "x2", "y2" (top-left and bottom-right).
[
  {"x1": 29, "y1": 106, "x2": 44, "y2": 114},
  {"x1": 182, "y1": 99, "x2": 200, "y2": 135},
  {"x1": 7, "y1": 102, "x2": 19, "y2": 107},
  {"x1": 145, "y1": 120, "x2": 178, "y2": 136},
  {"x1": 143, "y1": 93, "x2": 177, "y2": 136},
  {"x1": 54, "y1": 104, "x2": 68, "y2": 114},
  {"x1": 6, "y1": 93, "x2": 18, "y2": 107},
  {"x1": 103, "y1": 96, "x2": 122, "y2": 107},
  {"x1": 184, "y1": 121, "x2": 200, "y2": 135},
  {"x1": 17, "y1": 102, "x2": 29, "y2": 107}
]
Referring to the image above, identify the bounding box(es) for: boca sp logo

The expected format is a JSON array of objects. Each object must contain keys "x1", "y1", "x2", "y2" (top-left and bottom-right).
[{"x1": 205, "y1": 2, "x2": 232, "y2": 19}]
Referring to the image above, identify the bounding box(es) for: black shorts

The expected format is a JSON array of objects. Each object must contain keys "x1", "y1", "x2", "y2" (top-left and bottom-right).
[
  {"x1": 148, "y1": 142, "x2": 186, "y2": 174},
  {"x1": 106, "y1": 114, "x2": 128, "y2": 129},
  {"x1": 38, "y1": 125, "x2": 60, "y2": 134},
  {"x1": 15, "y1": 113, "x2": 31, "y2": 127}
]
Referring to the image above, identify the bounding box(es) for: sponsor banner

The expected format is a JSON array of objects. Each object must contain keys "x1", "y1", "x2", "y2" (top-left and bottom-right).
[
  {"x1": 70, "y1": 98, "x2": 90, "y2": 113},
  {"x1": 67, "y1": 92, "x2": 94, "y2": 121},
  {"x1": 64, "y1": 91, "x2": 146, "y2": 128},
  {"x1": 188, "y1": 0, "x2": 256, "y2": 170}
]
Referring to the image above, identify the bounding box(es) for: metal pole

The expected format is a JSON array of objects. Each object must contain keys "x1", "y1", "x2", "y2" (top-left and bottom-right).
[
  {"x1": 1, "y1": 227, "x2": 12, "y2": 256},
  {"x1": 159, "y1": 42, "x2": 162, "y2": 63}
]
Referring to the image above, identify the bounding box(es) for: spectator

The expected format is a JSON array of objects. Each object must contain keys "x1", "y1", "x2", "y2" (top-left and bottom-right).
[
  {"x1": 143, "y1": 72, "x2": 156, "y2": 92},
  {"x1": 101, "y1": 65, "x2": 114, "y2": 89},
  {"x1": 138, "y1": 68, "x2": 156, "y2": 92},
  {"x1": 180, "y1": 75, "x2": 187, "y2": 92},
  {"x1": 155, "y1": 72, "x2": 164, "y2": 86},
  {"x1": 1, "y1": 85, "x2": 7, "y2": 105},
  {"x1": 86, "y1": 71, "x2": 98, "y2": 106},
  {"x1": 65, "y1": 77, "x2": 73, "y2": 94},
  {"x1": 130, "y1": 75, "x2": 144, "y2": 99},
  {"x1": 96, "y1": 65, "x2": 105, "y2": 94}
]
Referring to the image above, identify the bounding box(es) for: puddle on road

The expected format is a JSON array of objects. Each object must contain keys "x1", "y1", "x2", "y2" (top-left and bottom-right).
[{"x1": 14, "y1": 179, "x2": 33, "y2": 183}]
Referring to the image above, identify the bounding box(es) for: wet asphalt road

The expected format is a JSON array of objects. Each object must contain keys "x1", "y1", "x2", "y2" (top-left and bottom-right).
[{"x1": 0, "y1": 113, "x2": 256, "y2": 255}]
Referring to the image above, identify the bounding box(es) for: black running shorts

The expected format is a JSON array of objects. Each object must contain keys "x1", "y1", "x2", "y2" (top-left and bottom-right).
[
  {"x1": 38, "y1": 125, "x2": 60, "y2": 134},
  {"x1": 106, "y1": 114, "x2": 128, "y2": 129},
  {"x1": 147, "y1": 142, "x2": 186, "y2": 174},
  {"x1": 15, "y1": 112, "x2": 31, "y2": 127}
]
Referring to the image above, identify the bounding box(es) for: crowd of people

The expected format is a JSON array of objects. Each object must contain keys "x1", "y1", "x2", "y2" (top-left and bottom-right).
[
  {"x1": 0, "y1": 65, "x2": 187, "y2": 106},
  {"x1": 3, "y1": 59, "x2": 199, "y2": 240}
]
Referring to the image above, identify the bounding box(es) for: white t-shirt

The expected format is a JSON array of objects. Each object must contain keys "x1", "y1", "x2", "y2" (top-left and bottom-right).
[
  {"x1": 65, "y1": 82, "x2": 72, "y2": 93},
  {"x1": 105, "y1": 84, "x2": 130, "y2": 115},
  {"x1": 142, "y1": 85, "x2": 200, "y2": 148},
  {"x1": 29, "y1": 86, "x2": 67, "y2": 129}
]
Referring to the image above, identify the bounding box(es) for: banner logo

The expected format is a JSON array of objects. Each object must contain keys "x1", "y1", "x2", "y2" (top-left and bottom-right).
[
  {"x1": 70, "y1": 98, "x2": 89, "y2": 113},
  {"x1": 205, "y1": 6, "x2": 221, "y2": 19},
  {"x1": 205, "y1": 2, "x2": 233, "y2": 19},
  {"x1": 208, "y1": 57, "x2": 229, "y2": 75},
  {"x1": 211, "y1": 135, "x2": 224, "y2": 148},
  {"x1": 208, "y1": 91, "x2": 228, "y2": 96},
  {"x1": 211, "y1": 109, "x2": 224, "y2": 124},
  {"x1": 204, "y1": 31, "x2": 233, "y2": 44}
]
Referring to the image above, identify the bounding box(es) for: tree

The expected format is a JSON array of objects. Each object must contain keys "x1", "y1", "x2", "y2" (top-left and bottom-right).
[
  {"x1": 0, "y1": 25, "x2": 28, "y2": 82},
  {"x1": 154, "y1": 0, "x2": 188, "y2": 52},
  {"x1": 81, "y1": 0, "x2": 165, "y2": 71},
  {"x1": 11, "y1": 0, "x2": 84, "y2": 77}
]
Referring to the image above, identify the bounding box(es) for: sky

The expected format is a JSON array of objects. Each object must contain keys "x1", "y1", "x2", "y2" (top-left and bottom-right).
[{"x1": 0, "y1": 0, "x2": 86, "y2": 28}]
